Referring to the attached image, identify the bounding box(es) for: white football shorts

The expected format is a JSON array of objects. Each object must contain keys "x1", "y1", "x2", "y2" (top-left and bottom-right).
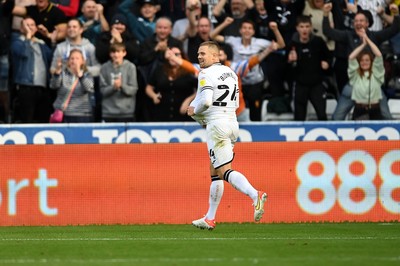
[{"x1": 206, "y1": 119, "x2": 239, "y2": 169}]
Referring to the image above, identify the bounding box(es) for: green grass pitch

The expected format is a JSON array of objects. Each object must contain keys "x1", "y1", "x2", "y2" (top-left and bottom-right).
[{"x1": 0, "y1": 223, "x2": 399, "y2": 266}]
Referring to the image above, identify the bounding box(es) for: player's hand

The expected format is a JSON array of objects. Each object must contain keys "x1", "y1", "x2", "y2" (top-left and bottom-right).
[
  {"x1": 180, "y1": 100, "x2": 190, "y2": 115},
  {"x1": 187, "y1": 106, "x2": 195, "y2": 116}
]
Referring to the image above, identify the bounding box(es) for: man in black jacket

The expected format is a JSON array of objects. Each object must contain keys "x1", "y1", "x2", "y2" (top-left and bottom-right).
[
  {"x1": 287, "y1": 15, "x2": 332, "y2": 121},
  {"x1": 264, "y1": 0, "x2": 305, "y2": 114}
]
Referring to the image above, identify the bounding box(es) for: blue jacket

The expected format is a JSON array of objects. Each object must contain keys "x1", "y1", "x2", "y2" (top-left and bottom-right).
[{"x1": 11, "y1": 33, "x2": 53, "y2": 86}]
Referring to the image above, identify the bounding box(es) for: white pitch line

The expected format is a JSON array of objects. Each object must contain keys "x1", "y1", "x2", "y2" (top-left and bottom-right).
[
  {"x1": 0, "y1": 256, "x2": 399, "y2": 264},
  {"x1": 0, "y1": 236, "x2": 399, "y2": 241}
]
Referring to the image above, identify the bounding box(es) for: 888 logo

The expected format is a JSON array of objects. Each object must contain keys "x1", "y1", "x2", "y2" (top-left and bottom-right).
[{"x1": 296, "y1": 150, "x2": 400, "y2": 215}]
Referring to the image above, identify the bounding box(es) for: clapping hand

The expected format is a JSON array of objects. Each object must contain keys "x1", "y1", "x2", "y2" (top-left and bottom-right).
[
  {"x1": 54, "y1": 57, "x2": 63, "y2": 75},
  {"x1": 94, "y1": 4, "x2": 104, "y2": 21},
  {"x1": 113, "y1": 74, "x2": 122, "y2": 90},
  {"x1": 358, "y1": 28, "x2": 368, "y2": 44},
  {"x1": 110, "y1": 27, "x2": 122, "y2": 43},
  {"x1": 71, "y1": 63, "x2": 83, "y2": 78},
  {"x1": 155, "y1": 40, "x2": 168, "y2": 52}
]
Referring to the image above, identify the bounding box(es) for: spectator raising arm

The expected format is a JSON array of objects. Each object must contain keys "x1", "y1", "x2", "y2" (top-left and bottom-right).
[
  {"x1": 268, "y1": 21, "x2": 285, "y2": 49},
  {"x1": 209, "y1": 16, "x2": 234, "y2": 42},
  {"x1": 377, "y1": 4, "x2": 399, "y2": 25},
  {"x1": 186, "y1": 0, "x2": 202, "y2": 38},
  {"x1": 53, "y1": 0, "x2": 80, "y2": 17},
  {"x1": 212, "y1": 0, "x2": 227, "y2": 18},
  {"x1": 94, "y1": 3, "x2": 110, "y2": 32}
]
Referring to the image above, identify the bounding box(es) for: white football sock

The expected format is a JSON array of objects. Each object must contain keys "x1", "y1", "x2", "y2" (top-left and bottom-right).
[
  {"x1": 205, "y1": 179, "x2": 224, "y2": 220},
  {"x1": 226, "y1": 170, "x2": 258, "y2": 203}
]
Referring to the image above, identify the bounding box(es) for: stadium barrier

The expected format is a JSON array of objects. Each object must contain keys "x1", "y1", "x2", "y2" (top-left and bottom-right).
[
  {"x1": 0, "y1": 141, "x2": 399, "y2": 226},
  {"x1": 0, "y1": 121, "x2": 400, "y2": 144}
]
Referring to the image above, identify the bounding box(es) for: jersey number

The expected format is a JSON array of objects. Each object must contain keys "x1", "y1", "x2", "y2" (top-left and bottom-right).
[{"x1": 212, "y1": 84, "x2": 237, "y2": 107}]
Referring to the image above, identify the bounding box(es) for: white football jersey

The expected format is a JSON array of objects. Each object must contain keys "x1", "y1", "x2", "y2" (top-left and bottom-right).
[{"x1": 191, "y1": 63, "x2": 239, "y2": 124}]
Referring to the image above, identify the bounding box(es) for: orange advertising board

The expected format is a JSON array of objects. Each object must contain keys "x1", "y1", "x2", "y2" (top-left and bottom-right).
[{"x1": 0, "y1": 141, "x2": 399, "y2": 226}]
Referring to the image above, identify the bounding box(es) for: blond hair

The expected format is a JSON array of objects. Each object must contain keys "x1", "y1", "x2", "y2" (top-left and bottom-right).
[{"x1": 199, "y1": 41, "x2": 220, "y2": 54}]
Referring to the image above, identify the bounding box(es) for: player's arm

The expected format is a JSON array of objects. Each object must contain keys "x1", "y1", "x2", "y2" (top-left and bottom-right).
[
  {"x1": 193, "y1": 87, "x2": 213, "y2": 114},
  {"x1": 180, "y1": 92, "x2": 196, "y2": 115}
]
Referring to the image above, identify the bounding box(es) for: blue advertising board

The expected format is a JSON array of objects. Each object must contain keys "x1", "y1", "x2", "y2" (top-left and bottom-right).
[{"x1": 0, "y1": 121, "x2": 399, "y2": 144}]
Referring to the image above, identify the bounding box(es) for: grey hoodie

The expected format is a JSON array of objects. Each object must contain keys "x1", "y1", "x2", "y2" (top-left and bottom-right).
[{"x1": 99, "y1": 59, "x2": 138, "y2": 118}]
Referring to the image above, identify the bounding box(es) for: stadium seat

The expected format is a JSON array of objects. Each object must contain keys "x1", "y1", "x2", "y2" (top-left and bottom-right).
[
  {"x1": 261, "y1": 99, "x2": 293, "y2": 121},
  {"x1": 388, "y1": 99, "x2": 400, "y2": 119}
]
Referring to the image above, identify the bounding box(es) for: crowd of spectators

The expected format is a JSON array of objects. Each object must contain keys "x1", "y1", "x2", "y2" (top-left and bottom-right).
[{"x1": 0, "y1": 0, "x2": 400, "y2": 123}]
